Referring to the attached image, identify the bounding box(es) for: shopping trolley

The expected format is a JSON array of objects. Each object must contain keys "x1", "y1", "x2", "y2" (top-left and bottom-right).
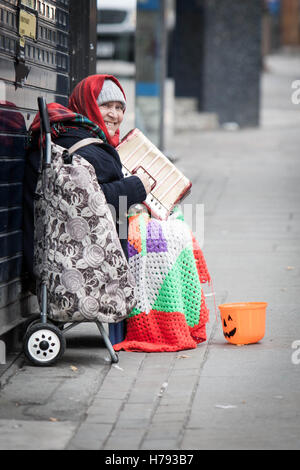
[{"x1": 23, "y1": 97, "x2": 121, "y2": 366}]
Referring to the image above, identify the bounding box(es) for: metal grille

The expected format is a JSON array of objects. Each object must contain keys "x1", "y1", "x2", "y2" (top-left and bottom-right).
[{"x1": 0, "y1": 0, "x2": 70, "y2": 336}]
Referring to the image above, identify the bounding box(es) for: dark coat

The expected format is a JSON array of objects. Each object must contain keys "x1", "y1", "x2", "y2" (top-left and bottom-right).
[{"x1": 23, "y1": 126, "x2": 146, "y2": 281}]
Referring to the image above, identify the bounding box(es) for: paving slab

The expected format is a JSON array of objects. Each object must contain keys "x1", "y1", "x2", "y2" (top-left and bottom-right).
[{"x1": 0, "y1": 419, "x2": 77, "y2": 450}]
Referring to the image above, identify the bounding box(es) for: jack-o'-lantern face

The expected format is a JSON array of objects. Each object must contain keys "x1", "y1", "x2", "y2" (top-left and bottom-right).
[{"x1": 221, "y1": 314, "x2": 237, "y2": 339}]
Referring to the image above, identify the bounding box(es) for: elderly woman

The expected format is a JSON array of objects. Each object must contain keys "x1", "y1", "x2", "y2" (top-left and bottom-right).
[{"x1": 23, "y1": 74, "x2": 210, "y2": 351}]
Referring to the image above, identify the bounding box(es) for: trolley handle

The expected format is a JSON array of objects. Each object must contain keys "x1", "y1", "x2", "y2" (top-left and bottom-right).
[
  {"x1": 38, "y1": 97, "x2": 51, "y2": 134},
  {"x1": 37, "y1": 97, "x2": 52, "y2": 166}
]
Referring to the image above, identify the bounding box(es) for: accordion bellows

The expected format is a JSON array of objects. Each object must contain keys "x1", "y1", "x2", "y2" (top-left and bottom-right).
[{"x1": 117, "y1": 129, "x2": 192, "y2": 220}]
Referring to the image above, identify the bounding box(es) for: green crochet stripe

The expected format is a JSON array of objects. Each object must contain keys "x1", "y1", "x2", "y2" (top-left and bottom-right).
[
  {"x1": 152, "y1": 247, "x2": 202, "y2": 327},
  {"x1": 139, "y1": 214, "x2": 148, "y2": 257},
  {"x1": 128, "y1": 247, "x2": 202, "y2": 327},
  {"x1": 128, "y1": 306, "x2": 141, "y2": 318},
  {"x1": 172, "y1": 205, "x2": 185, "y2": 221}
]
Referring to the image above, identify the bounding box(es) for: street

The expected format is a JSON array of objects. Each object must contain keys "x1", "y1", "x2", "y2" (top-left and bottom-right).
[{"x1": 0, "y1": 51, "x2": 299, "y2": 450}]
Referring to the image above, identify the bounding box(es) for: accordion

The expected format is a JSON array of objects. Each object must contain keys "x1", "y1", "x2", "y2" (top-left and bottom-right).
[{"x1": 117, "y1": 129, "x2": 192, "y2": 220}]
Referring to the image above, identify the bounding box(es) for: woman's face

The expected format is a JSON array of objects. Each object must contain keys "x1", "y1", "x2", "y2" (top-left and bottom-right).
[{"x1": 99, "y1": 101, "x2": 124, "y2": 137}]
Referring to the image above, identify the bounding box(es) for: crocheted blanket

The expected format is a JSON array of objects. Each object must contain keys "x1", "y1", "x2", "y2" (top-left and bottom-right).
[{"x1": 114, "y1": 209, "x2": 211, "y2": 352}]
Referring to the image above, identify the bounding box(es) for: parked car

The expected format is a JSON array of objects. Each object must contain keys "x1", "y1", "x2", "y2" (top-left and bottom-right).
[{"x1": 97, "y1": 0, "x2": 137, "y2": 61}]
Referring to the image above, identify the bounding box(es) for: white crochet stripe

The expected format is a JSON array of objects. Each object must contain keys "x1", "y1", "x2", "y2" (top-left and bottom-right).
[
  {"x1": 129, "y1": 252, "x2": 169, "y2": 314},
  {"x1": 159, "y1": 218, "x2": 192, "y2": 252},
  {"x1": 129, "y1": 218, "x2": 194, "y2": 315}
]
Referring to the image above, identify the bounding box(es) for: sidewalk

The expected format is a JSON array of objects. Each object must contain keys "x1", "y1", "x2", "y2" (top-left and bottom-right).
[{"x1": 0, "y1": 51, "x2": 300, "y2": 450}]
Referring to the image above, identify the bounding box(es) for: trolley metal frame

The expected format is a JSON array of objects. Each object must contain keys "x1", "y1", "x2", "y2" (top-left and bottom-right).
[{"x1": 23, "y1": 97, "x2": 119, "y2": 366}]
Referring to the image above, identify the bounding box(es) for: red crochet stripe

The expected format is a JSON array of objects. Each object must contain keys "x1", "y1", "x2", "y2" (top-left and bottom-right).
[
  {"x1": 189, "y1": 290, "x2": 209, "y2": 343},
  {"x1": 114, "y1": 301, "x2": 209, "y2": 353},
  {"x1": 114, "y1": 311, "x2": 198, "y2": 352},
  {"x1": 192, "y1": 234, "x2": 211, "y2": 284}
]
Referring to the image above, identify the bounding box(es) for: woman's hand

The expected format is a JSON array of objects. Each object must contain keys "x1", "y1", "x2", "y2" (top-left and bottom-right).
[{"x1": 137, "y1": 173, "x2": 151, "y2": 195}]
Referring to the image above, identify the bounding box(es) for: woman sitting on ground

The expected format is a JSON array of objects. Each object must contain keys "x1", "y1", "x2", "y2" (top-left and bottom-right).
[{"x1": 23, "y1": 74, "x2": 211, "y2": 351}]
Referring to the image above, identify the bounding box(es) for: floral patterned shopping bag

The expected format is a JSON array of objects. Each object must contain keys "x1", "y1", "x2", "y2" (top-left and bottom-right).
[{"x1": 33, "y1": 141, "x2": 136, "y2": 323}]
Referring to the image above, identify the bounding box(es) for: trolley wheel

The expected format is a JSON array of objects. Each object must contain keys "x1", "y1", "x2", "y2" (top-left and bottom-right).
[
  {"x1": 49, "y1": 319, "x2": 65, "y2": 331},
  {"x1": 24, "y1": 318, "x2": 41, "y2": 334},
  {"x1": 22, "y1": 314, "x2": 41, "y2": 336},
  {"x1": 23, "y1": 323, "x2": 66, "y2": 366},
  {"x1": 24, "y1": 317, "x2": 65, "y2": 336}
]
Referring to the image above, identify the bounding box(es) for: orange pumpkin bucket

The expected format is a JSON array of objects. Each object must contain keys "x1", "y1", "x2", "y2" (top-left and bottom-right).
[{"x1": 218, "y1": 302, "x2": 267, "y2": 345}]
